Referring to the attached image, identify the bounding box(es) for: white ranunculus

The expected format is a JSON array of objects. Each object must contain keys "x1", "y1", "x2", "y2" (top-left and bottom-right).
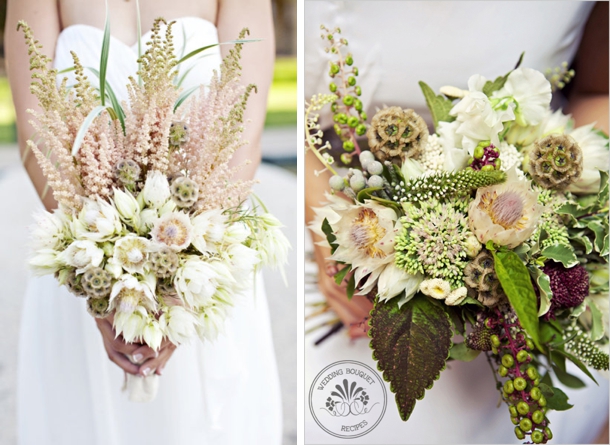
[
  {"x1": 58, "y1": 240, "x2": 104, "y2": 272},
  {"x1": 191, "y1": 209, "x2": 227, "y2": 253},
  {"x1": 30, "y1": 209, "x2": 68, "y2": 251},
  {"x1": 175, "y1": 257, "x2": 220, "y2": 307},
  {"x1": 142, "y1": 171, "x2": 171, "y2": 209},
  {"x1": 377, "y1": 264, "x2": 423, "y2": 303},
  {"x1": 567, "y1": 124, "x2": 609, "y2": 194},
  {"x1": 113, "y1": 188, "x2": 140, "y2": 220},
  {"x1": 492, "y1": 67, "x2": 551, "y2": 126},
  {"x1": 29, "y1": 248, "x2": 64, "y2": 276},
  {"x1": 450, "y1": 75, "x2": 515, "y2": 152},
  {"x1": 160, "y1": 305, "x2": 198, "y2": 345}
]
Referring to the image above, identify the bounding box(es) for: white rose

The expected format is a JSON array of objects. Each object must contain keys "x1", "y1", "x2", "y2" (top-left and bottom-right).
[{"x1": 142, "y1": 171, "x2": 171, "y2": 209}]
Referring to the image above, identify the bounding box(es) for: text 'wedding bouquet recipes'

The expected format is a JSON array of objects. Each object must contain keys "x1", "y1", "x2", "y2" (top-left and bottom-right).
[
  {"x1": 307, "y1": 26, "x2": 608, "y2": 444},
  {"x1": 23, "y1": 18, "x2": 289, "y2": 399}
]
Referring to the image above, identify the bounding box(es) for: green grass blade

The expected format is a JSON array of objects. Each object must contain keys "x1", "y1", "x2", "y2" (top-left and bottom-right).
[
  {"x1": 173, "y1": 85, "x2": 200, "y2": 112},
  {"x1": 85, "y1": 67, "x2": 126, "y2": 133},
  {"x1": 175, "y1": 39, "x2": 260, "y2": 66},
  {"x1": 72, "y1": 105, "x2": 107, "y2": 156},
  {"x1": 135, "y1": 0, "x2": 142, "y2": 86},
  {"x1": 99, "y1": 0, "x2": 111, "y2": 106},
  {"x1": 57, "y1": 66, "x2": 76, "y2": 75}
]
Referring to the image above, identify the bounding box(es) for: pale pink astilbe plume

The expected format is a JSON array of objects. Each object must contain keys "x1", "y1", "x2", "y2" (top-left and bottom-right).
[
  {"x1": 180, "y1": 29, "x2": 257, "y2": 212},
  {"x1": 123, "y1": 18, "x2": 179, "y2": 176}
]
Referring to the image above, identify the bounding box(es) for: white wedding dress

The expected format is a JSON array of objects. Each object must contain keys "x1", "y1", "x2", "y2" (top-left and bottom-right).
[{"x1": 17, "y1": 17, "x2": 282, "y2": 445}]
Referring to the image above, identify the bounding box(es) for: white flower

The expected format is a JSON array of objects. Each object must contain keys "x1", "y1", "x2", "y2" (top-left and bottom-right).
[
  {"x1": 450, "y1": 75, "x2": 515, "y2": 152},
  {"x1": 142, "y1": 318, "x2": 164, "y2": 351},
  {"x1": 30, "y1": 209, "x2": 68, "y2": 251},
  {"x1": 113, "y1": 308, "x2": 148, "y2": 344},
  {"x1": 110, "y1": 274, "x2": 156, "y2": 315},
  {"x1": 105, "y1": 256, "x2": 123, "y2": 279},
  {"x1": 151, "y1": 212, "x2": 193, "y2": 251},
  {"x1": 58, "y1": 240, "x2": 104, "y2": 272},
  {"x1": 567, "y1": 124, "x2": 609, "y2": 194},
  {"x1": 498, "y1": 142, "x2": 525, "y2": 179},
  {"x1": 224, "y1": 243, "x2": 260, "y2": 277},
  {"x1": 195, "y1": 305, "x2": 229, "y2": 341},
  {"x1": 437, "y1": 121, "x2": 470, "y2": 171},
  {"x1": 76, "y1": 198, "x2": 122, "y2": 242},
  {"x1": 113, "y1": 235, "x2": 151, "y2": 274},
  {"x1": 29, "y1": 248, "x2": 64, "y2": 276},
  {"x1": 142, "y1": 171, "x2": 171, "y2": 209},
  {"x1": 420, "y1": 278, "x2": 452, "y2": 299},
  {"x1": 445, "y1": 287, "x2": 468, "y2": 306},
  {"x1": 113, "y1": 188, "x2": 140, "y2": 220},
  {"x1": 505, "y1": 109, "x2": 571, "y2": 148},
  {"x1": 175, "y1": 257, "x2": 221, "y2": 308},
  {"x1": 223, "y1": 221, "x2": 251, "y2": 244},
  {"x1": 492, "y1": 67, "x2": 552, "y2": 126},
  {"x1": 377, "y1": 264, "x2": 423, "y2": 303},
  {"x1": 253, "y1": 213, "x2": 290, "y2": 270},
  {"x1": 136, "y1": 208, "x2": 159, "y2": 234},
  {"x1": 400, "y1": 158, "x2": 424, "y2": 180},
  {"x1": 160, "y1": 305, "x2": 198, "y2": 345},
  {"x1": 191, "y1": 209, "x2": 227, "y2": 253}
]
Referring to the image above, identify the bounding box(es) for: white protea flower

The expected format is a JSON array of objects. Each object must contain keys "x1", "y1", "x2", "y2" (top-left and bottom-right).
[
  {"x1": 191, "y1": 209, "x2": 227, "y2": 254},
  {"x1": 142, "y1": 170, "x2": 171, "y2": 209},
  {"x1": 113, "y1": 188, "x2": 140, "y2": 221},
  {"x1": 223, "y1": 221, "x2": 251, "y2": 244},
  {"x1": 142, "y1": 318, "x2": 164, "y2": 351},
  {"x1": 195, "y1": 305, "x2": 229, "y2": 341},
  {"x1": 450, "y1": 74, "x2": 515, "y2": 151},
  {"x1": 492, "y1": 67, "x2": 552, "y2": 126},
  {"x1": 58, "y1": 240, "x2": 104, "y2": 272},
  {"x1": 114, "y1": 308, "x2": 148, "y2": 345},
  {"x1": 105, "y1": 256, "x2": 123, "y2": 279},
  {"x1": 151, "y1": 211, "x2": 193, "y2": 251},
  {"x1": 567, "y1": 124, "x2": 609, "y2": 195},
  {"x1": 30, "y1": 209, "x2": 69, "y2": 251},
  {"x1": 29, "y1": 248, "x2": 64, "y2": 276},
  {"x1": 468, "y1": 166, "x2": 544, "y2": 248},
  {"x1": 75, "y1": 198, "x2": 123, "y2": 242},
  {"x1": 253, "y1": 213, "x2": 290, "y2": 270},
  {"x1": 420, "y1": 278, "x2": 452, "y2": 299},
  {"x1": 135, "y1": 208, "x2": 159, "y2": 235},
  {"x1": 113, "y1": 235, "x2": 151, "y2": 274},
  {"x1": 224, "y1": 243, "x2": 260, "y2": 277},
  {"x1": 110, "y1": 274, "x2": 156, "y2": 315},
  {"x1": 377, "y1": 263, "x2": 423, "y2": 303},
  {"x1": 174, "y1": 256, "x2": 221, "y2": 307},
  {"x1": 159, "y1": 305, "x2": 199, "y2": 345}
]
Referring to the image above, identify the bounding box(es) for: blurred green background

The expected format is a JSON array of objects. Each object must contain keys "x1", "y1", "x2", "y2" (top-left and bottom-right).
[{"x1": 0, "y1": 0, "x2": 296, "y2": 143}]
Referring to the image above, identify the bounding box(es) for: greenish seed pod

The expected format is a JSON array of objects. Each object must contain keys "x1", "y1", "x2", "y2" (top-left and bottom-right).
[
  {"x1": 532, "y1": 410, "x2": 544, "y2": 424},
  {"x1": 340, "y1": 153, "x2": 352, "y2": 164},
  {"x1": 519, "y1": 418, "x2": 533, "y2": 432},
  {"x1": 467, "y1": 157, "x2": 475, "y2": 165},
  {"x1": 491, "y1": 334, "x2": 501, "y2": 347},
  {"x1": 343, "y1": 96, "x2": 354, "y2": 106},
  {"x1": 334, "y1": 124, "x2": 342, "y2": 136},
  {"x1": 355, "y1": 86, "x2": 362, "y2": 96},
  {"x1": 473, "y1": 145, "x2": 485, "y2": 160},
  {"x1": 354, "y1": 99, "x2": 363, "y2": 111},
  {"x1": 343, "y1": 141, "x2": 355, "y2": 152},
  {"x1": 329, "y1": 175, "x2": 346, "y2": 191},
  {"x1": 494, "y1": 159, "x2": 502, "y2": 169},
  {"x1": 514, "y1": 427, "x2": 525, "y2": 440},
  {"x1": 531, "y1": 431, "x2": 544, "y2": 444},
  {"x1": 356, "y1": 124, "x2": 367, "y2": 136},
  {"x1": 360, "y1": 111, "x2": 367, "y2": 120},
  {"x1": 329, "y1": 82, "x2": 337, "y2": 92},
  {"x1": 353, "y1": 67, "x2": 359, "y2": 76},
  {"x1": 481, "y1": 164, "x2": 495, "y2": 172},
  {"x1": 544, "y1": 427, "x2": 553, "y2": 440},
  {"x1": 346, "y1": 55, "x2": 354, "y2": 66},
  {"x1": 503, "y1": 380, "x2": 515, "y2": 394},
  {"x1": 527, "y1": 366, "x2": 538, "y2": 380},
  {"x1": 516, "y1": 350, "x2": 529, "y2": 363},
  {"x1": 336, "y1": 113, "x2": 348, "y2": 124},
  {"x1": 513, "y1": 377, "x2": 527, "y2": 391},
  {"x1": 526, "y1": 339, "x2": 535, "y2": 350},
  {"x1": 491, "y1": 345, "x2": 498, "y2": 355},
  {"x1": 485, "y1": 318, "x2": 493, "y2": 329},
  {"x1": 330, "y1": 63, "x2": 340, "y2": 75},
  {"x1": 517, "y1": 401, "x2": 530, "y2": 415},
  {"x1": 511, "y1": 416, "x2": 519, "y2": 425},
  {"x1": 534, "y1": 377, "x2": 540, "y2": 386},
  {"x1": 538, "y1": 395, "x2": 547, "y2": 407},
  {"x1": 509, "y1": 405, "x2": 518, "y2": 418},
  {"x1": 502, "y1": 354, "x2": 515, "y2": 368},
  {"x1": 331, "y1": 102, "x2": 338, "y2": 113},
  {"x1": 367, "y1": 161, "x2": 383, "y2": 176},
  {"x1": 530, "y1": 386, "x2": 541, "y2": 401},
  {"x1": 498, "y1": 365, "x2": 508, "y2": 377},
  {"x1": 348, "y1": 76, "x2": 356, "y2": 86},
  {"x1": 347, "y1": 116, "x2": 359, "y2": 128}
]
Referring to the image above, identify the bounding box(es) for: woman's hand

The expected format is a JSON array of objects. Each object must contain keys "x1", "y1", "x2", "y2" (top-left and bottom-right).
[{"x1": 94, "y1": 313, "x2": 176, "y2": 376}]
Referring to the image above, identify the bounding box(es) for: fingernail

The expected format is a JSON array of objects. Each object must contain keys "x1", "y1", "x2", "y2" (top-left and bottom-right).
[
  {"x1": 154, "y1": 351, "x2": 159, "y2": 358},
  {"x1": 157, "y1": 366, "x2": 164, "y2": 376},
  {"x1": 142, "y1": 367, "x2": 151, "y2": 376},
  {"x1": 133, "y1": 353, "x2": 143, "y2": 363}
]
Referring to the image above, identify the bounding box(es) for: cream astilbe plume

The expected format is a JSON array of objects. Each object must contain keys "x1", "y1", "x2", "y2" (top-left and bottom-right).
[
  {"x1": 182, "y1": 29, "x2": 257, "y2": 211},
  {"x1": 124, "y1": 18, "x2": 179, "y2": 174}
]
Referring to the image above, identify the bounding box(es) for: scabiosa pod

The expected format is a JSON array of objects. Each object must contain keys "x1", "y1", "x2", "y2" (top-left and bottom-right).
[
  {"x1": 170, "y1": 176, "x2": 199, "y2": 208},
  {"x1": 168, "y1": 120, "x2": 189, "y2": 147},
  {"x1": 81, "y1": 266, "x2": 113, "y2": 299},
  {"x1": 464, "y1": 250, "x2": 507, "y2": 307},
  {"x1": 115, "y1": 159, "x2": 141, "y2": 188},
  {"x1": 150, "y1": 246, "x2": 180, "y2": 278},
  {"x1": 528, "y1": 134, "x2": 583, "y2": 190},
  {"x1": 86, "y1": 297, "x2": 110, "y2": 318}
]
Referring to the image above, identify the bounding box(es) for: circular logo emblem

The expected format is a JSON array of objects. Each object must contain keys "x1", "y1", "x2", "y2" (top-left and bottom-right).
[{"x1": 309, "y1": 360, "x2": 387, "y2": 439}]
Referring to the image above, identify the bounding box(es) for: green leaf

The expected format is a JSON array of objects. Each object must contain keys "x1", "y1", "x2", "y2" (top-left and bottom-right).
[
  {"x1": 356, "y1": 186, "x2": 383, "y2": 203},
  {"x1": 528, "y1": 265, "x2": 552, "y2": 317},
  {"x1": 71, "y1": 105, "x2": 108, "y2": 156},
  {"x1": 540, "y1": 321, "x2": 562, "y2": 345},
  {"x1": 587, "y1": 220, "x2": 606, "y2": 253},
  {"x1": 85, "y1": 67, "x2": 125, "y2": 133},
  {"x1": 552, "y1": 364, "x2": 586, "y2": 388},
  {"x1": 492, "y1": 250, "x2": 541, "y2": 349},
  {"x1": 449, "y1": 342, "x2": 481, "y2": 362},
  {"x1": 174, "y1": 85, "x2": 200, "y2": 112},
  {"x1": 482, "y1": 52, "x2": 524, "y2": 96},
  {"x1": 599, "y1": 171, "x2": 609, "y2": 205},
  {"x1": 369, "y1": 295, "x2": 452, "y2": 421},
  {"x1": 444, "y1": 306, "x2": 465, "y2": 336},
  {"x1": 459, "y1": 296, "x2": 484, "y2": 307},
  {"x1": 587, "y1": 297, "x2": 605, "y2": 342},
  {"x1": 539, "y1": 384, "x2": 573, "y2": 411},
  {"x1": 99, "y1": 0, "x2": 111, "y2": 107},
  {"x1": 346, "y1": 274, "x2": 355, "y2": 300},
  {"x1": 321, "y1": 218, "x2": 338, "y2": 254},
  {"x1": 569, "y1": 231, "x2": 593, "y2": 254},
  {"x1": 333, "y1": 265, "x2": 351, "y2": 285},
  {"x1": 540, "y1": 244, "x2": 579, "y2": 268},
  {"x1": 418, "y1": 81, "x2": 455, "y2": 130},
  {"x1": 175, "y1": 39, "x2": 261, "y2": 66},
  {"x1": 553, "y1": 348, "x2": 599, "y2": 385}
]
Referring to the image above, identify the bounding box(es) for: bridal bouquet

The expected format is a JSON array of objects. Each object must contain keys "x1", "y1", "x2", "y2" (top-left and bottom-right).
[
  {"x1": 307, "y1": 26, "x2": 608, "y2": 443},
  {"x1": 22, "y1": 18, "x2": 288, "y2": 386}
]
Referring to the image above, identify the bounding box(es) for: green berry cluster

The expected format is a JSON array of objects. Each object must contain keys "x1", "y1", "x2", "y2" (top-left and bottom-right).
[
  {"x1": 389, "y1": 169, "x2": 506, "y2": 203},
  {"x1": 545, "y1": 62, "x2": 575, "y2": 92},
  {"x1": 321, "y1": 25, "x2": 366, "y2": 162},
  {"x1": 564, "y1": 324, "x2": 609, "y2": 371},
  {"x1": 487, "y1": 310, "x2": 552, "y2": 444}
]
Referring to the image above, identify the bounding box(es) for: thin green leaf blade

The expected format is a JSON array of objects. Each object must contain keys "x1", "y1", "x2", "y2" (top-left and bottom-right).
[
  {"x1": 321, "y1": 218, "x2": 338, "y2": 254},
  {"x1": 99, "y1": 0, "x2": 111, "y2": 106},
  {"x1": 174, "y1": 85, "x2": 200, "y2": 112},
  {"x1": 72, "y1": 105, "x2": 107, "y2": 156},
  {"x1": 539, "y1": 384, "x2": 573, "y2": 411},
  {"x1": 449, "y1": 342, "x2": 481, "y2": 362},
  {"x1": 369, "y1": 295, "x2": 452, "y2": 421},
  {"x1": 493, "y1": 250, "x2": 541, "y2": 349},
  {"x1": 333, "y1": 266, "x2": 350, "y2": 285},
  {"x1": 175, "y1": 39, "x2": 261, "y2": 66}
]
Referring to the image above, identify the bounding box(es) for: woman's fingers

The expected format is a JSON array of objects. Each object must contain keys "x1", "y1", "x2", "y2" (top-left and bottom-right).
[
  {"x1": 139, "y1": 343, "x2": 177, "y2": 377},
  {"x1": 102, "y1": 337, "x2": 140, "y2": 375},
  {"x1": 130, "y1": 344, "x2": 159, "y2": 364}
]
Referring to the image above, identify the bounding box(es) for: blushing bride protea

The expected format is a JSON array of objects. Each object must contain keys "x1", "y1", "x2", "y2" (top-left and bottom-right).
[{"x1": 468, "y1": 166, "x2": 544, "y2": 248}]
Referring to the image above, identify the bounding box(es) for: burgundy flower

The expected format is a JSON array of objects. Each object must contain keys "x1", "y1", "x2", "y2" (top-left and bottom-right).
[{"x1": 542, "y1": 262, "x2": 589, "y2": 311}]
